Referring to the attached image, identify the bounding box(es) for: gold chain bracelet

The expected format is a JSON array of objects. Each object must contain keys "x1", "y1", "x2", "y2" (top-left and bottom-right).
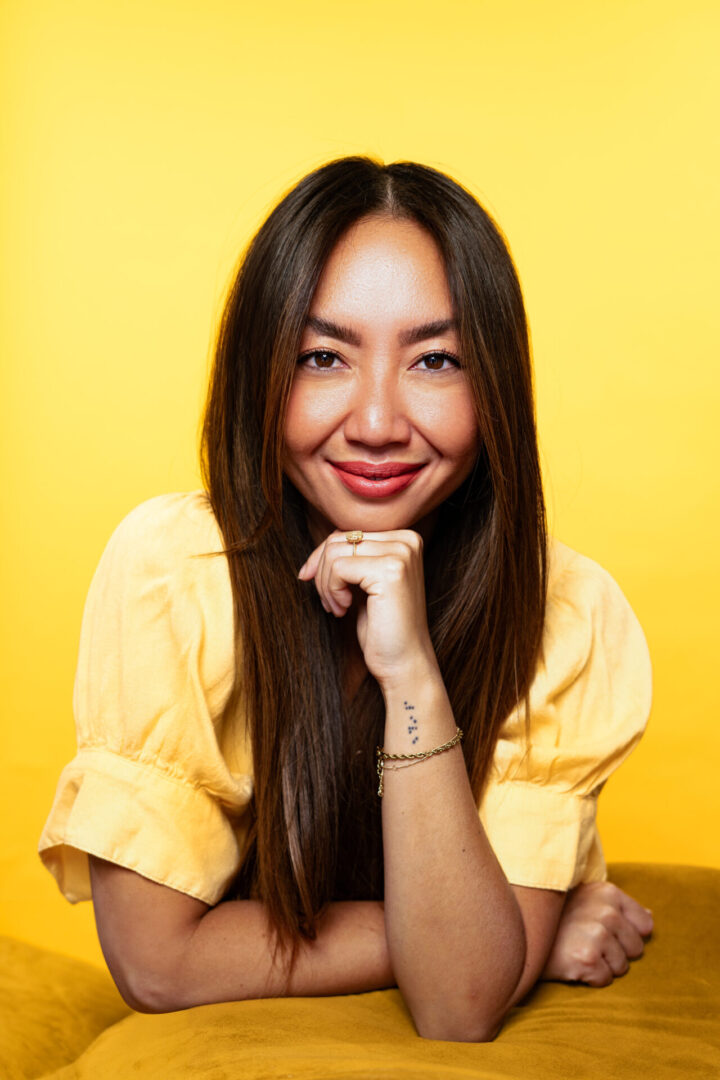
[{"x1": 375, "y1": 727, "x2": 464, "y2": 797}]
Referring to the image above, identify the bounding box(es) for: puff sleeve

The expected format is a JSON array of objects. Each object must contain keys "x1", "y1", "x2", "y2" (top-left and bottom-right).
[
  {"x1": 38, "y1": 491, "x2": 253, "y2": 906},
  {"x1": 478, "y1": 538, "x2": 653, "y2": 892}
]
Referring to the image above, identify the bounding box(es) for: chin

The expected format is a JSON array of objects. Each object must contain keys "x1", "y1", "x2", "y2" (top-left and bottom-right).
[{"x1": 327, "y1": 503, "x2": 431, "y2": 534}]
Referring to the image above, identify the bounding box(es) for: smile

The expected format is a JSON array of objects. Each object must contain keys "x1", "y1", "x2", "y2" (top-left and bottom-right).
[{"x1": 328, "y1": 460, "x2": 426, "y2": 498}]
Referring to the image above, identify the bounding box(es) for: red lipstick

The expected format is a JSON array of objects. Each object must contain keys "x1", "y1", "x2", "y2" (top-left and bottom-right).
[{"x1": 329, "y1": 460, "x2": 425, "y2": 498}]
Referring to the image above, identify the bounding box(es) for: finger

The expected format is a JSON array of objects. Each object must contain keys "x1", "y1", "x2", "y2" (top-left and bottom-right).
[
  {"x1": 591, "y1": 901, "x2": 647, "y2": 961},
  {"x1": 616, "y1": 889, "x2": 654, "y2": 937},
  {"x1": 602, "y1": 932, "x2": 631, "y2": 978},
  {"x1": 319, "y1": 528, "x2": 422, "y2": 549},
  {"x1": 298, "y1": 538, "x2": 331, "y2": 582},
  {"x1": 316, "y1": 542, "x2": 413, "y2": 615},
  {"x1": 321, "y1": 554, "x2": 406, "y2": 616},
  {"x1": 298, "y1": 530, "x2": 421, "y2": 580},
  {"x1": 610, "y1": 914, "x2": 646, "y2": 960},
  {"x1": 316, "y1": 550, "x2": 353, "y2": 616},
  {"x1": 575, "y1": 922, "x2": 628, "y2": 984},
  {"x1": 583, "y1": 954, "x2": 615, "y2": 988},
  {"x1": 319, "y1": 552, "x2": 397, "y2": 616},
  {"x1": 588, "y1": 882, "x2": 654, "y2": 939}
]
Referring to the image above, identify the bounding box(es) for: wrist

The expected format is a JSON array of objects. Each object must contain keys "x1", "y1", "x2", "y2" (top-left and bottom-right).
[
  {"x1": 378, "y1": 652, "x2": 444, "y2": 700},
  {"x1": 379, "y1": 661, "x2": 457, "y2": 762}
]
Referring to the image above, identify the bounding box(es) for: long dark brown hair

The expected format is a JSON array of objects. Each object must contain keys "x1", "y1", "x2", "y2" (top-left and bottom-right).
[{"x1": 199, "y1": 156, "x2": 547, "y2": 959}]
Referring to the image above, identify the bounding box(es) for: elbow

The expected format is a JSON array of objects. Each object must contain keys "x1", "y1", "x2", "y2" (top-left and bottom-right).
[
  {"x1": 408, "y1": 954, "x2": 524, "y2": 1043},
  {"x1": 109, "y1": 961, "x2": 181, "y2": 1014},
  {"x1": 411, "y1": 986, "x2": 513, "y2": 1043},
  {"x1": 98, "y1": 923, "x2": 204, "y2": 1014},
  {"x1": 415, "y1": 1009, "x2": 506, "y2": 1044},
  {"x1": 126, "y1": 976, "x2": 177, "y2": 1015},
  {"x1": 409, "y1": 960, "x2": 524, "y2": 1043}
]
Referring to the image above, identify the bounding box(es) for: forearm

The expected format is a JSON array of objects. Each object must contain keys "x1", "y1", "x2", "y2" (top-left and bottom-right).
[
  {"x1": 381, "y1": 666, "x2": 526, "y2": 1041},
  {"x1": 132, "y1": 899, "x2": 393, "y2": 1012}
]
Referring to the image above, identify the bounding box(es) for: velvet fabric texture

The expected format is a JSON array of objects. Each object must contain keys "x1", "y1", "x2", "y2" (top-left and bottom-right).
[
  {"x1": 0, "y1": 936, "x2": 129, "y2": 1080},
  {"x1": 3, "y1": 864, "x2": 718, "y2": 1080}
]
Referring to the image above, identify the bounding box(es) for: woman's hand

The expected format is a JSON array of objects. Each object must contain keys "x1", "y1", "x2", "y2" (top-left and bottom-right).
[
  {"x1": 297, "y1": 529, "x2": 437, "y2": 687},
  {"x1": 541, "y1": 881, "x2": 654, "y2": 987}
]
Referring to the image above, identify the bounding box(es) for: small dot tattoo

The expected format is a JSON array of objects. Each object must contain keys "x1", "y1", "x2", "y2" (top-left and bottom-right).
[{"x1": 404, "y1": 701, "x2": 419, "y2": 744}]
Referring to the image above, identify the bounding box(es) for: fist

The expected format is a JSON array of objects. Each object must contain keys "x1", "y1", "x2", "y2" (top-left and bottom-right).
[
  {"x1": 297, "y1": 529, "x2": 437, "y2": 686},
  {"x1": 542, "y1": 881, "x2": 654, "y2": 987}
]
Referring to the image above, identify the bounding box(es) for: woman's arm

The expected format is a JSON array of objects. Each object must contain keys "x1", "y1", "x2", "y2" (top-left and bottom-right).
[
  {"x1": 300, "y1": 530, "x2": 567, "y2": 1041},
  {"x1": 89, "y1": 856, "x2": 393, "y2": 1013},
  {"x1": 90, "y1": 856, "x2": 652, "y2": 1017},
  {"x1": 380, "y1": 670, "x2": 565, "y2": 1040},
  {"x1": 379, "y1": 679, "x2": 654, "y2": 1034}
]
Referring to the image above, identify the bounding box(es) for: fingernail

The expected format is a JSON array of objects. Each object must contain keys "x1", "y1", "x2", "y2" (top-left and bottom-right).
[
  {"x1": 298, "y1": 561, "x2": 308, "y2": 579},
  {"x1": 644, "y1": 907, "x2": 653, "y2": 915}
]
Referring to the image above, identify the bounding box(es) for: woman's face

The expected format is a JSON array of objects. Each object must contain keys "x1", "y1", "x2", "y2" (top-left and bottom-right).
[{"x1": 283, "y1": 214, "x2": 480, "y2": 540}]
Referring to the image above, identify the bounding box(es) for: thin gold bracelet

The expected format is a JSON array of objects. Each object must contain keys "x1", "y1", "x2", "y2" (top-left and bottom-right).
[{"x1": 375, "y1": 727, "x2": 464, "y2": 797}]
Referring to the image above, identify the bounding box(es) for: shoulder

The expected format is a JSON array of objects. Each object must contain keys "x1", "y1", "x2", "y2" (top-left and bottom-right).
[
  {"x1": 79, "y1": 491, "x2": 235, "y2": 704},
  {"x1": 540, "y1": 536, "x2": 652, "y2": 708},
  {"x1": 545, "y1": 536, "x2": 647, "y2": 640},
  {"x1": 546, "y1": 533, "x2": 647, "y2": 630},
  {"x1": 546, "y1": 536, "x2": 633, "y2": 613},
  {"x1": 103, "y1": 490, "x2": 225, "y2": 568},
  {"x1": 85, "y1": 490, "x2": 232, "y2": 635}
]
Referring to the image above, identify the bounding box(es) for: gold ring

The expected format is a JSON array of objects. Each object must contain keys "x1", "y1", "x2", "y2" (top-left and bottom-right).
[{"x1": 345, "y1": 529, "x2": 363, "y2": 555}]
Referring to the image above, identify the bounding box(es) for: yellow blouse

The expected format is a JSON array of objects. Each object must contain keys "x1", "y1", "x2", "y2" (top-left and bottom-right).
[{"x1": 38, "y1": 491, "x2": 652, "y2": 905}]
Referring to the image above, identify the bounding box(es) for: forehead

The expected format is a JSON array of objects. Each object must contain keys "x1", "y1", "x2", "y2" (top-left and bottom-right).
[{"x1": 310, "y1": 215, "x2": 454, "y2": 325}]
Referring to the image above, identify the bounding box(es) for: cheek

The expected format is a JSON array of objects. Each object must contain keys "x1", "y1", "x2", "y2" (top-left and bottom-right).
[
  {"x1": 419, "y1": 389, "x2": 480, "y2": 462},
  {"x1": 284, "y1": 383, "x2": 338, "y2": 456}
]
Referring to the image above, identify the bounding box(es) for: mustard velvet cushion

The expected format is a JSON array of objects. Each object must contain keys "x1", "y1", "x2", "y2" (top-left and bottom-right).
[
  {"x1": 32, "y1": 863, "x2": 720, "y2": 1080},
  {"x1": 0, "y1": 935, "x2": 129, "y2": 1080}
]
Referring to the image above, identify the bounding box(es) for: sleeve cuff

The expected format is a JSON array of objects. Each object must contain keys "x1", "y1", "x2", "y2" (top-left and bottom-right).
[
  {"x1": 38, "y1": 748, "x2": 243, "y2": 905},
  {"x1": 478, "y1": 778, "x2": 605, "y2": 890}
]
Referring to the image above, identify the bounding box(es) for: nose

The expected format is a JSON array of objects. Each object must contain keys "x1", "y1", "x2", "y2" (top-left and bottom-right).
[{"x1": 342, "y1": 366, "x2": 412, "y2": 447}]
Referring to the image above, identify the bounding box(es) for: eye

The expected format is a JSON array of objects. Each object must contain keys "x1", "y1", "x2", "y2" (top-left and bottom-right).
[
  {"x1": 297, "y1": 349, "x2": 343, "y2": 370},
  {"x1": 414, "y1": 351, "x2": 461, "y2": 372}
]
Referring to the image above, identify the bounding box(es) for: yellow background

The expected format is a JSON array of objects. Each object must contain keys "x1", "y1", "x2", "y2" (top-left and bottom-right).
[{"x1": 2, "y1": 0, "x2": 718, "y2": 966}]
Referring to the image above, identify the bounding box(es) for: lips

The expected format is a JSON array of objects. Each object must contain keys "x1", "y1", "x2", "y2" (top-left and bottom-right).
[
  {"x1": 329, "y1": 460, "x2": 424, "y2": 479},
  {"x1": 328, "y1": 460, "x2": 426, "y2": 498}
]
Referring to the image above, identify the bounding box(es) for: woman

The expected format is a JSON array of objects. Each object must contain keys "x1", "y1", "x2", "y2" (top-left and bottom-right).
[{"x1": 39, "y1": 157, "x2": 653, "y2": 1043}]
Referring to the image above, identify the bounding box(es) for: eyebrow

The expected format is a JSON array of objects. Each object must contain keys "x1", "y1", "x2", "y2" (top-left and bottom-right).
[{"x1": 304, "y1": 314, "x2": 458, "y2": 347}]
